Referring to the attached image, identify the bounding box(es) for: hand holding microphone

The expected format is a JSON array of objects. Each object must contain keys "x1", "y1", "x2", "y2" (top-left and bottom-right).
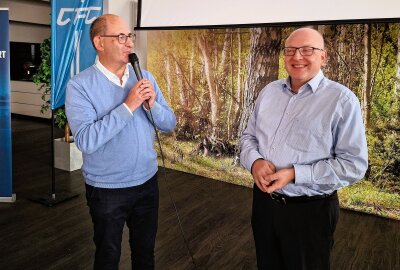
[{"x1": 124, "y1": 53, "x2": 156, "y2": 111}]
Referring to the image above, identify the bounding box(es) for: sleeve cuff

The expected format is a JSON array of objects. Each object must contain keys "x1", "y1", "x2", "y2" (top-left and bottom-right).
[
  {"x1": 143, "y1": 101, "x2": 161, "y2": 116},
  {"x1": 116, "y1": 103, "x2": 134, "y2": 122},
  {"x1": 244, "y1": 151, "x2": 264, "y2": 172},
  {"x1": 293, "y1": 164, "x2": 312, "y2": 185},
  {"x1": 123, "y1": 103, "x2": 133, "y2": 115}
]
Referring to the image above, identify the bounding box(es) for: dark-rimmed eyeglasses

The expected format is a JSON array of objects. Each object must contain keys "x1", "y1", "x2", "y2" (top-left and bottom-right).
[
  {"x1": 100, "y1": 33, "x2": 136, "y2": 44},
  {"x1": 283, "y1": 46, "x2": 324, "y2": 56}
]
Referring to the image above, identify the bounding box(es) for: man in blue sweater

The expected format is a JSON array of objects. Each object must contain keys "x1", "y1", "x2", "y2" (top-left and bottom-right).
[{"x1": 65, "y1": 14, "x2": 176, "y2": 270}]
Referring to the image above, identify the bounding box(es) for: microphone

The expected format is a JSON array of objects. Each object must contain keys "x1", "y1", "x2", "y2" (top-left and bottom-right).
[
  {"x1": 129, "y1": 53, "x2": 143, "y2": 81},
  {"x1": 129, "y1": 52, "x2": 151, "y2": 105}
]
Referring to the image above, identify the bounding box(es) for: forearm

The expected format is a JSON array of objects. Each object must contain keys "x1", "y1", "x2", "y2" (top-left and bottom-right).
[
  {"x1": 142, "y1": 72, "x2": 176, "y2": 133},
  {"x1": 66, "y1": 78, "x2": 137, "y2": 154},
  {"x1": 144, "y1": 101, "x2": 176, "y2": 132},
  {"x1": 294, "y1": 153, "x2": 368, "y2": 188},
  {"x1": 293, "y1": 91, "x2": 368, "y2": 189},
  {"x1": 240, "y1": 109, "x2": 264, "y2": 171},
  {"x1": 240, "y1": 139, "x2": 264, "y2": 172},
  {"x1": 68, "y1": 103, "x2": 132, "y2": 154}
]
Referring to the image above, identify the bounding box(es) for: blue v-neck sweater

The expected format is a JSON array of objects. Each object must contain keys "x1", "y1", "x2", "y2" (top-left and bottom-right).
[{"x1": 65, "y1": 65, "x2": 176, "y2": 188}]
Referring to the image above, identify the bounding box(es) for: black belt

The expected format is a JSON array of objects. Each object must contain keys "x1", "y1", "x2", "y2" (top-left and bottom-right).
[{"x1": 268, "y1": 190, "x2": 337, "y2": 204}]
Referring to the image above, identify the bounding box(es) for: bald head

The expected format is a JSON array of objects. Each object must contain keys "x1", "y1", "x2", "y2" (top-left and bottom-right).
[
  {"x1": 283, "y1": 27, "x2": 327, "y2": 91},
  {"x1": 90, "y1": 14, "x2": 121, "y2": 49},
  {"x1": 285, "y1": 28, "x2": 325, "y2": 49}
]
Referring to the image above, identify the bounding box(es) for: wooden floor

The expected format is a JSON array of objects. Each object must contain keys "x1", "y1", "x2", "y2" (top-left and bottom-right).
[{"x1": 0, "y1": 116, "x2": 399, "y2": 270}]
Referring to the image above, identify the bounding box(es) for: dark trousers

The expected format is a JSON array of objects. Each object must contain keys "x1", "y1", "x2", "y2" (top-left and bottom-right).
[
  {"x1": 85, "y1": 174, "x2": 159, "y2": 270},
  {"x1": 252, "y1": 185, "x2": 339, "y2": 270}
]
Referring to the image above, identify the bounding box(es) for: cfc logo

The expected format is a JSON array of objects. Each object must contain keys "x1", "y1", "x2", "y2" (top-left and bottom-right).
[{"x1": 57, "y1": 7, "x2": 102, "y2": 26}]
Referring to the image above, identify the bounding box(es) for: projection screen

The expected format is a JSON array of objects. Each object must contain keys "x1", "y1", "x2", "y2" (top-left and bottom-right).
[{"x1": 136, "y1": 0, "x2": 400, "y2": 29}]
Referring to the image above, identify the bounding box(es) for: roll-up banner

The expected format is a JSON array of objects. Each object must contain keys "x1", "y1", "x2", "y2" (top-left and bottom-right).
[
  {"x1": 51, "y1": 0, "x2": 103, "y2": 109},
  {"x1": 0, "y1": 8, "x2": 15, "y2": 203}
]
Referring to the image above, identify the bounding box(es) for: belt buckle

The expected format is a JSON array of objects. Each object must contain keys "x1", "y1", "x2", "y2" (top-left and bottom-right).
[{"x1": 270, "y1": 193, "x2": 286, "y2": 204}]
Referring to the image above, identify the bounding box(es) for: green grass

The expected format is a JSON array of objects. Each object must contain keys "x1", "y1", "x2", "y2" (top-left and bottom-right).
[
  {"x1": 156, "y1": 136, "x2": 400, "y2": 220},
  {"x1": 339, "y1": 181, "x2": 400, "y2": 220}
]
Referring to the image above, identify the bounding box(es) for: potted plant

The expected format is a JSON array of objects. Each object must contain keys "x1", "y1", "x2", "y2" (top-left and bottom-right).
[{"x1": 33, "y1": 37, "x2": 82, "y2": 171}]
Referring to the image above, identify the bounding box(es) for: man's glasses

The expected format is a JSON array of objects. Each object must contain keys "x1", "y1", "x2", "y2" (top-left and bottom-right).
[
  {"x1": 283, "y1": 46, "x2": 324, "y2": 56},
  {"x1": 100, "y1": 33, "x2": 136, "y2": 44}
]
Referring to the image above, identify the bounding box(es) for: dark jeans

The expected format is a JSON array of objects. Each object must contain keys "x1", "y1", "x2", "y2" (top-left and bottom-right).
[
  {"x1": 85, "y1": 174, "x2": 159, "y2": 270},
  {"x1": 252, "y1": 184, "x2": 339, "y2": 270}
]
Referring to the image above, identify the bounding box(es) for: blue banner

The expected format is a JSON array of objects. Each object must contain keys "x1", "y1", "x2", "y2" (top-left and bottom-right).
[
  {"x1": 0, "y1": 8, "x2": 14, "y2": 201},
  {"x1": 51, "y1": 0, "x2": 103, "y2": 109}
]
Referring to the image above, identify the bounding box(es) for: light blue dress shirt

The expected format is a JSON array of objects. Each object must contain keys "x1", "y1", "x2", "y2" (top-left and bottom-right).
[{"x1": 240, "y1": 70, "x2": 368, "y2": 196}]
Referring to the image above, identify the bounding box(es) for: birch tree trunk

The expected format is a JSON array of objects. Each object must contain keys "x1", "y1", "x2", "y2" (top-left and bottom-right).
[
  {"x1": 362, "y1": 24, "x2": 372, "y2": 130},
  {"x1": 233, "y1": 29, "x2": 243, "y2": 136},
  {"x1": 227, "y1": 32, "x2": 234, "y2": 139},
  {"x1": 173, "y1": 45, "x2": 187, "y2": 108},
  {"x1": 237, "y1": 27, "x2": 281, "y2": 137},
  {"x1": 175, "y1": 60, "x2": 186, "y2": 107},
  {"x1": 189, "y1": 37, "x2": 196, "y2": 107},
  {"x1": 197, "y1": 31, "x2": 220, "y2": 138},
  {"x1": 219, "y1": 29, "x2": 232, "y2": 77},
  {"x1": 163, "y1": 51, "x2": 173, "y2": 105}
]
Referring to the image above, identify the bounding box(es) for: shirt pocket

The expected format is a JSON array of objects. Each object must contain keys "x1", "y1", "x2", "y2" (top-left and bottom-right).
[{"x1": 286, "y1": 118, "x2": 329, "y2": 153}]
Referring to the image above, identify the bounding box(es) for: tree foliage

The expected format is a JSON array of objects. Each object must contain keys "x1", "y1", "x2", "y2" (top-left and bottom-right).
[{"x1": 148, "y1": 23, "x2": 400, "y2": 192}]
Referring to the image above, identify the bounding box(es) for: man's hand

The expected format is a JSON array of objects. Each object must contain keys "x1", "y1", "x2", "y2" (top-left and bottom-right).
[
  {"x1": 251, "y1": 159, "x2": 276, "y2": 192},
  {"x1": 263, "y1": 167, "x2": 295, "y2": 193},
  {"x1": 124, "y1": 79, "x2": 156, "y2": 111}
]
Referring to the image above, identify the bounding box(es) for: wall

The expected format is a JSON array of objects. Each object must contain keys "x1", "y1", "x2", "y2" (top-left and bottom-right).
[{"x1": 0, "y1": 0, "x2": 51, "y2": 118}]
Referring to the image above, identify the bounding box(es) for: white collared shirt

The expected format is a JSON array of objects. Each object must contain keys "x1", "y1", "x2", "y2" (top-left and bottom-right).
[
  {"x1": 95, "y1": 58, "x2": 132, "y2": 114},
  {"x1": 95, "y1": 58, "x2": 130, "y2": 87}
]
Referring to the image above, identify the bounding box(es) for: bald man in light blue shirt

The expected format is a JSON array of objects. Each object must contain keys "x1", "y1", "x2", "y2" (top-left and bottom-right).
[{"x1": 240, "y1": 28, "x2": 368, "y2": 270}]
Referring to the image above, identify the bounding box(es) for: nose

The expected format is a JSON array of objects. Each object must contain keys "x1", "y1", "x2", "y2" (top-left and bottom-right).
[
  {"x1": 125, "y1": 37, "x2": 134, "y2": 48},
  {"x1": 293, "y1": 49, "x2": 303, "y2": 59}
]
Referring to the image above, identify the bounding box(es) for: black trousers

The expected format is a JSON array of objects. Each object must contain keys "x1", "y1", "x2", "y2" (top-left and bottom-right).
[
  {"x1": 252, "y1": 184, "x2": 339, "y2": 270},
  {"x1": 85, "y1": 173, "x2": 159, "y2": 270}
]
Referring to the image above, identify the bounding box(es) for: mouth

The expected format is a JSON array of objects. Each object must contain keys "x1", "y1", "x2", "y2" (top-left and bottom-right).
[{"x1": 292, "y1": 64, "x2": 307, "y2": 68}]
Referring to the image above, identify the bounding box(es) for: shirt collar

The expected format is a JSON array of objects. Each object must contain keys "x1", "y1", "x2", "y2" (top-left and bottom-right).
[
  {"x1": 307, "y1": 70, "x2": 325, "y2": 92},
  {"x1": 282, "y1": 70, "x2": 325, "y2": 94},
  {"x1": 95, "y1": 58, "x2": 130, "y2": 87}
]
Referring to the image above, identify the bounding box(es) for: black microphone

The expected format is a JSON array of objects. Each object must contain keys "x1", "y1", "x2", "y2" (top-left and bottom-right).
[
  {"x1": 129, "y1": 52, "x2": 150, "y2": 105},
  {"x1": 129, "y1": 53, "x2": 143, "y2": 81}
]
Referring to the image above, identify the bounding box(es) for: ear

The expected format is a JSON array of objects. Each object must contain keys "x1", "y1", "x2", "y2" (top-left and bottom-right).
[
  {"x1": 93, "y1": 36, "x2": 104, "y2": 52},
  {"x1": 321, "y1": 50, "x2": 327, "y2": 67}
]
